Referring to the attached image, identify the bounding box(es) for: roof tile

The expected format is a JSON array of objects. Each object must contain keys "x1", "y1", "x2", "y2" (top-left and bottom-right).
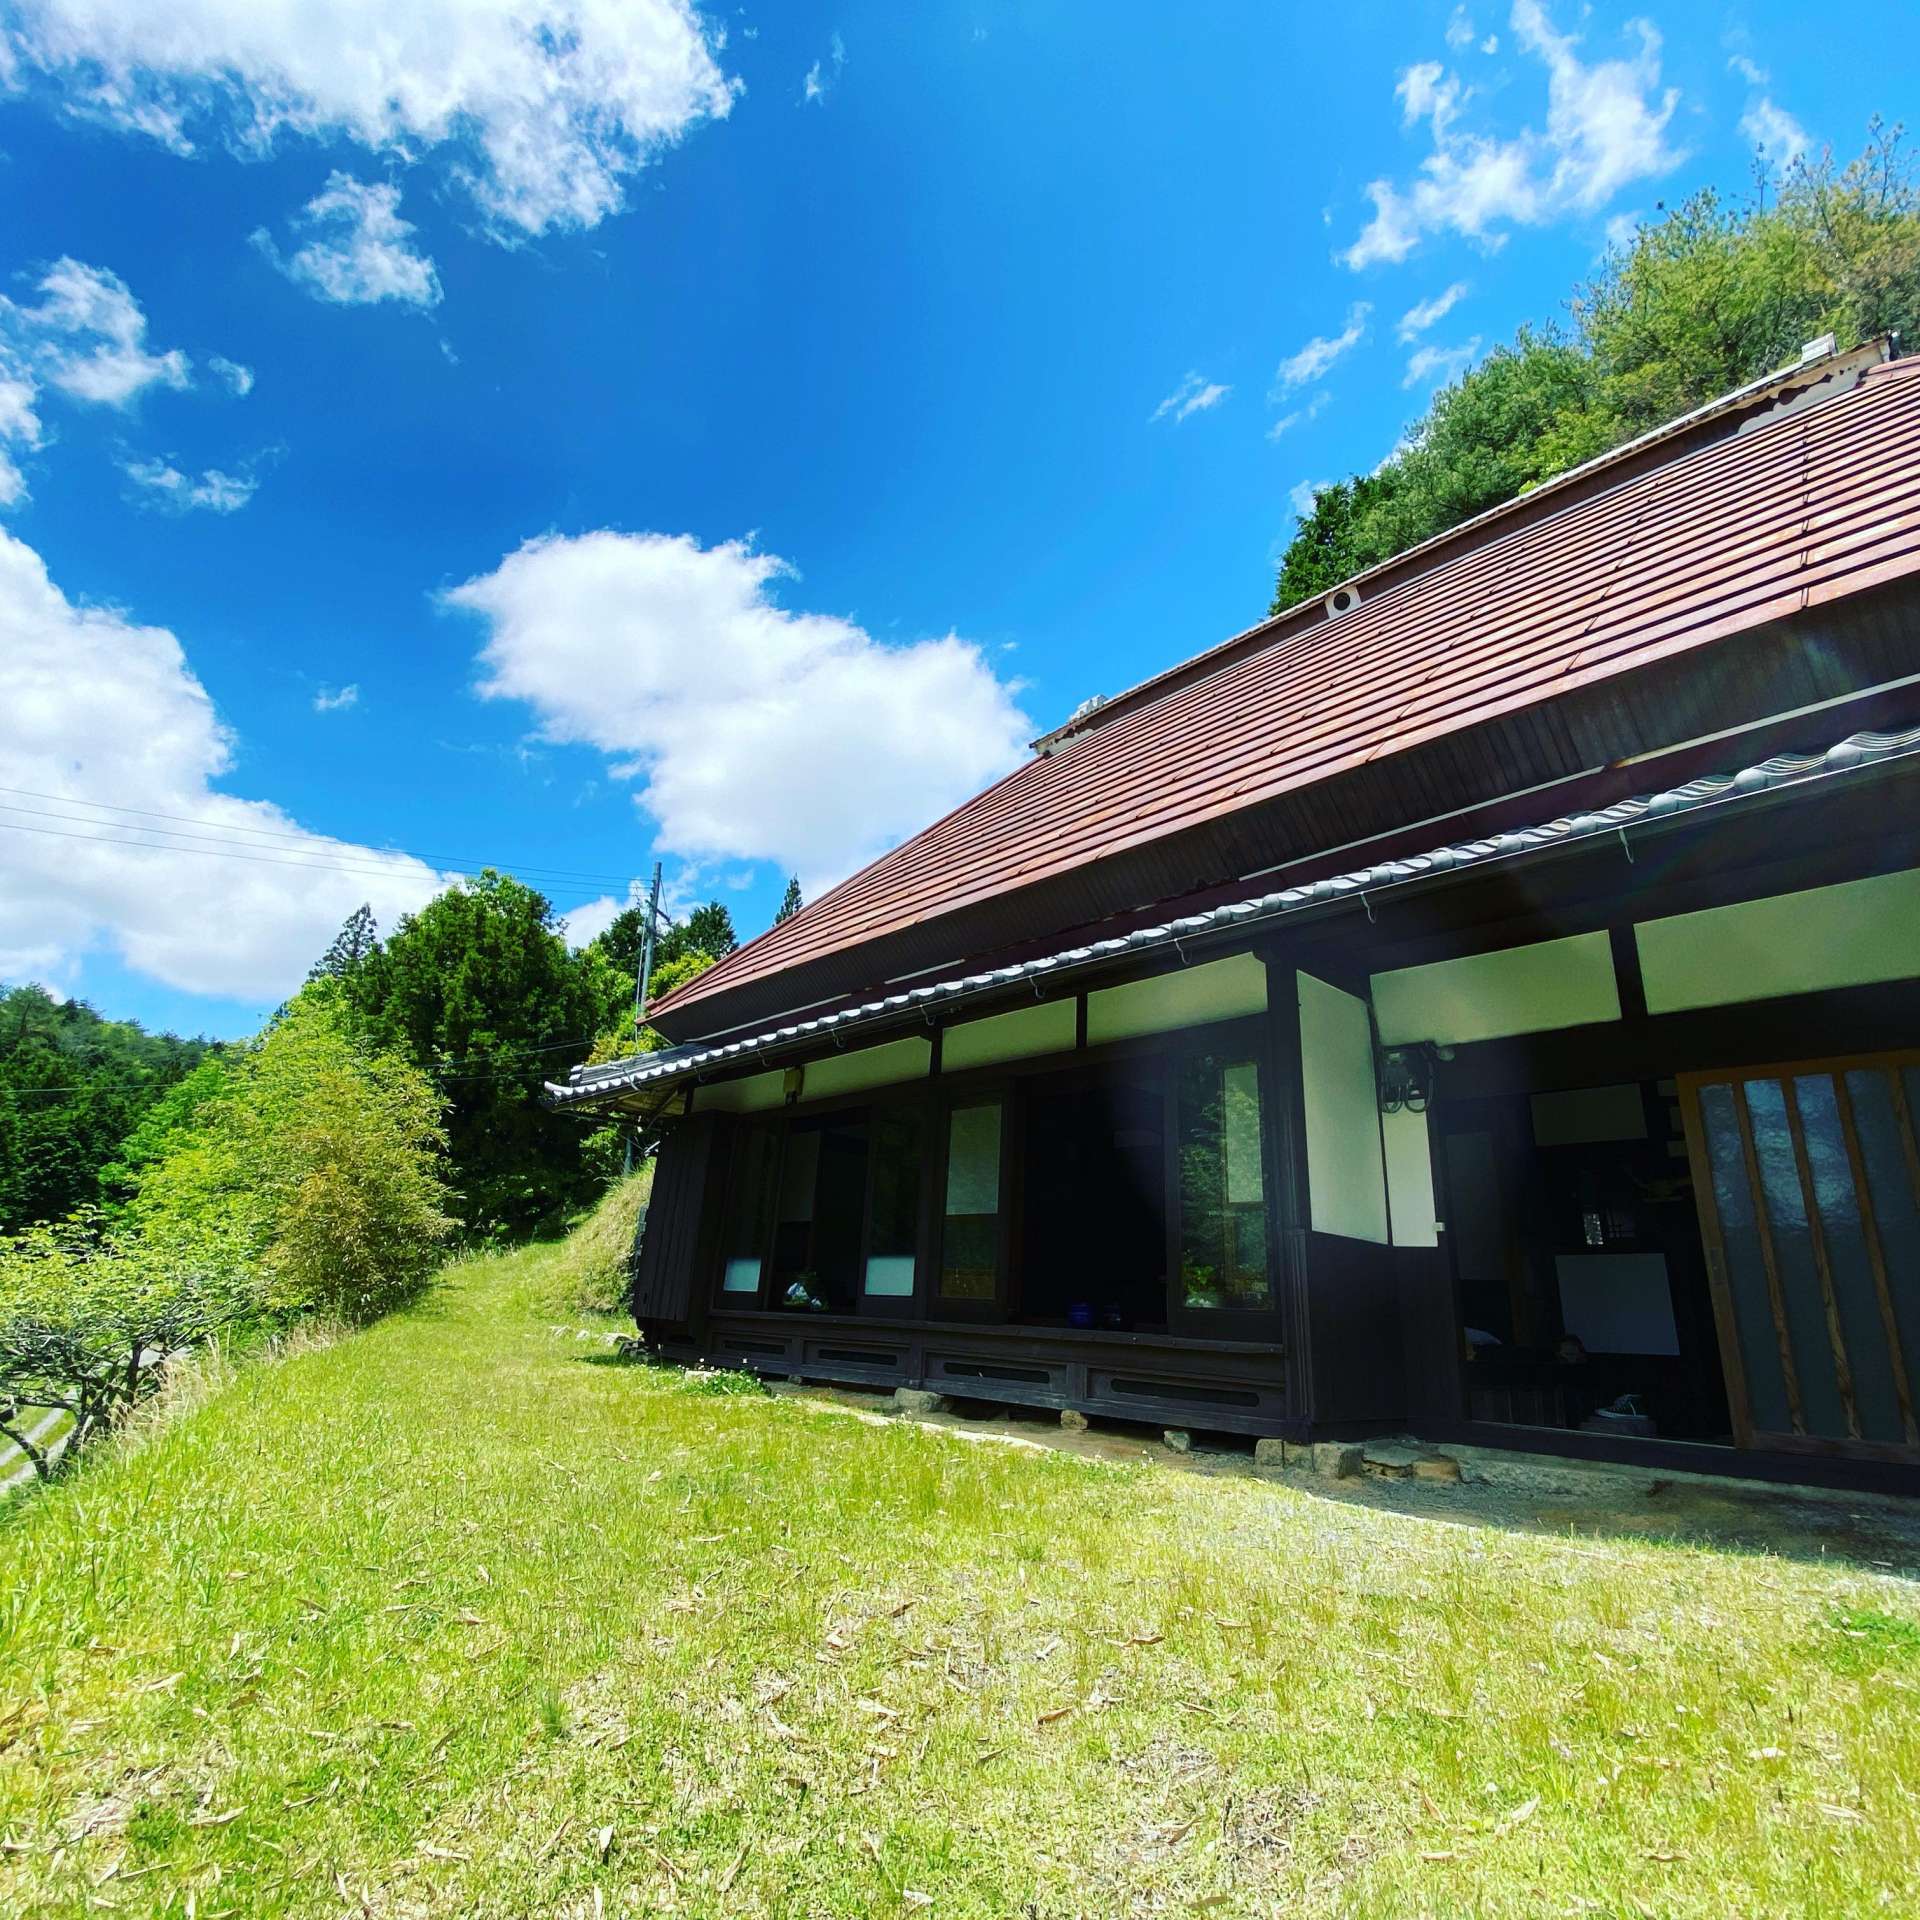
[{"x1": 657, "y1": 358, "x2": 1920, "y2": 1029}]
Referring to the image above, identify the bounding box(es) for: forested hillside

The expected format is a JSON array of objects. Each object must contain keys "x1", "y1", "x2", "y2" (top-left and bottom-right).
[
  {"x1": 0, "y1": 985, "x2": 216, "y2": 1232},
  {"x1": 1272, "y1": 126, "x2": 1920, "y2": 611}
]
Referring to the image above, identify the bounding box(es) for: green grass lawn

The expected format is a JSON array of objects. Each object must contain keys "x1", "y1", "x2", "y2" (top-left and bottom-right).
[{"x1": 3, "y1": 1246, "x2": 1917, "y2": 1918}]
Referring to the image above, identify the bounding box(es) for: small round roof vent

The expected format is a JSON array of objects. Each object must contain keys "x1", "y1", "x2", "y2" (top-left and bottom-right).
[{"x1": 1325, "y1": 584, "x2": 1362, "y2": 618}]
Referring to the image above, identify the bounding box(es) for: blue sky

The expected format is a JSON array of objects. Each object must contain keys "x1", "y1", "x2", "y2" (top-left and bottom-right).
[{"x1": 0, "y1": 1, "x2": 1909, "y2": 1039}]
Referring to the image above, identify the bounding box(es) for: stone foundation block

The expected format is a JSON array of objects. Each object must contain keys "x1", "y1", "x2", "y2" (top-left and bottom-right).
[
  {"x1": 1312, "y1": 1442, "x2": 1363, "y2": 1479},
  {"x1": 892, "y1": 1388, "x2": 951, "y2": 1416}
]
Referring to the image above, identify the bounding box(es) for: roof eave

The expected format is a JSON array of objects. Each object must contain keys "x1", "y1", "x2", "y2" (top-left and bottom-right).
[{"x1": 547, "y1": 724, "x2": 1920, "y2": 1114}]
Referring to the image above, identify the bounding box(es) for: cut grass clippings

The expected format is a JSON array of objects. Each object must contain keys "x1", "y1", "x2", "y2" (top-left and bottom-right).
[{"x1": 1, "y1": 1242, "x2": 1917, "y2": 1916}]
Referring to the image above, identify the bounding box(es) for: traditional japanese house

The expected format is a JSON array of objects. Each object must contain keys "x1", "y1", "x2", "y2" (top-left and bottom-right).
[{"x1": 551, "y1": 336, "x2": 1920, "y2": 1487}]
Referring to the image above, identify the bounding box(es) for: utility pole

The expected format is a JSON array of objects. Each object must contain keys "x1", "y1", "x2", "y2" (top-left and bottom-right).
[
  {"x1": 634, "y1": 860, "x2": 663, "y2": 1040},
  {"x1": 625, "y1": 861, "x2": 664, "y2": 1176}
]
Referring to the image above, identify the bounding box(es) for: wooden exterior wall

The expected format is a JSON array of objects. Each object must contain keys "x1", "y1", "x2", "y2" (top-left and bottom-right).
[
  {"x1": 612, "y1": 772, "x2": 1920, "y2": 1484},
  {"x1": 630, "y1": 1112, "x2": 723, "y2": 1338}
]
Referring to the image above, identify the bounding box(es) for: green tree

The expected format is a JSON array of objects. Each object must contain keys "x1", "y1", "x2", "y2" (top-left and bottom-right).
[
  {"x1": 347, "y1": 870, "x2": 626, "y2": 1236},
  {"x1": 591, "y1": 902, "x2": 652, "y2": 982},
  {"x1": 308, "y1": 904, "x2": 379, "y2": 983},
  {"x1": 586, "y1": 949, "x2": 722, "y2": 1066},
  {"x1": 591, "y1": 897, "x2": 734, "y2": 979},
  {"x1": 97, "y1": 1056, "x2": 233, "y2": 1208},
  {"x1": 0, "y1": 1211, "x2": 245, "y2": 1479},
  {"x1": 773, "y1": 877, "x2": 804, "y2": 925},
  {"x1": 1272, "y1": 473, "x2": 1397, "y2": 612},
  {"x1": 657, "y1": 901, "x2": 737, "y2": 969},
  {"x1": 128, "y1": 990, "x2": 456, "y2": 1322},
  {"x1": 0, "y1": 984, "x2": 216, "y2": 1232},
  {"x1": 1271, "y1": 125, "x2": 1920, "y2": 612}
]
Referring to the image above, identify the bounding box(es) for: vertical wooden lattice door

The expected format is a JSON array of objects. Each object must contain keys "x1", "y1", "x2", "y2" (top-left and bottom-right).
[{"x1": 1681, "y1": 1053, "x2": 1920, "y2": 1462}]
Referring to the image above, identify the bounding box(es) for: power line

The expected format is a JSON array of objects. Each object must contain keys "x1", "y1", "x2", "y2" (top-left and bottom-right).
[
  {"x1": 0, "y1": 804, "x2": 458, "y2": 883},
  {"x1": 0, "y1": 816, "x2": 472, "y2": 884},
  {"x1": 0, "y1": 785, "x2": 646, "y2": 891},
  {"x1": 1, "y1": 816, "x2": 649, "y2": 907},
  {"x1": 0, "y1": 1025, "x2": 605, "y2": 1091},
  {"x1": 0, "y1": 1052, "x2": 595, "y2": 1097}
]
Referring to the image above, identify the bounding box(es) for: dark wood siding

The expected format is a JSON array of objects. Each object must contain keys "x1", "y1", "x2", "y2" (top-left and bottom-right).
[{"x1": 631, "y1": 1114, "x2": 723, "y2": 1336}]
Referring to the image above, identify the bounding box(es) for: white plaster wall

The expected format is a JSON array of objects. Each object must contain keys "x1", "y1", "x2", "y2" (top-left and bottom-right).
[
  {"x1": 690, "y1": 1069, "x2": 785, "y2": 1114},
  {"x1": 1086, "y1": 952, "x2": 1267, "y2": 1045},
  {"x1": 1635, "y1": 867, "x2": 1920, "y2": 1013},
  {"x1": 941, "y1": 998, "x2": 1077, "y2": 1071},
  {"x1": 1297, "y1": 970, "x2": 1389, "y2": 1245},
  {"x1": 1381, "y1": 1103, "x2": 1439, "y2": 1248},
  {"x1": 798, "y1": 1035, "x2": 932, "y2": 1101},
  {"x1": 1371, "y1": 931, "x2": 1620, "y2": 1046}
]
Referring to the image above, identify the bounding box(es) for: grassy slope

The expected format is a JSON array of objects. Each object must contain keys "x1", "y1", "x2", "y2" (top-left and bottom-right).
[{"x1": 2, "y1": 1248, "x2": 1917, "y2": 1919}]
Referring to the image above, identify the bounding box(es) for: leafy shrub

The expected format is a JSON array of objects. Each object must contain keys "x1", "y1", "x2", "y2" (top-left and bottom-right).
[
  {"x1": 130, "y1": 991, "x2": 457, "y2": 1324},
  {"x1": 0, "y1": 1213, "x2": 247, "y2": 1480},
  {"x1": 550, "y1": 1166, "x2": 653, "y2": 1314},
  {"x1": 676, "y1": 1365, "x2": 766, "y2": 1398}
]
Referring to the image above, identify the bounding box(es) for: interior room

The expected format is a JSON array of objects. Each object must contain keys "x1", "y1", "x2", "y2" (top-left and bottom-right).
[
  {"x1": 1017, "y1": 1065, "x2": 1170, "y2": 1330},
  {"x1": 1436, "y1": 1077, "x2": 1734, "y2": 1443}
]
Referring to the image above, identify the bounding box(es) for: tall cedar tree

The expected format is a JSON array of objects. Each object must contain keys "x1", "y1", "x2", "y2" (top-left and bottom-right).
[
  {"x1": 1272, "y1": 125, "x2": 1920, "y2": 612},
  {"x1": 774, "y1": 877, "x2": 804, "y2": 924},
  {"x1": 345, "y1": 871, "x2": 627, "y2": 1236},
  {"x1": 307, "y1": 903, "x2": 379, "y2": 982}
]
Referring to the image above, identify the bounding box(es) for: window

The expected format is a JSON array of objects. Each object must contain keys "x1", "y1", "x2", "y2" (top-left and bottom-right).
[
  {"x1": 940, "y1": 1100, "x2": 1003, "y2": 1301},
  {"x1": 863, "y1": 1106, "x2": 924, "y2": 1299},
  {"x1": 718, "y1": 1122, "x2": 778, "y2": 1297},
  {"x1": 1176, "y1": 1054, "x2": 1271, "y2": 1310},
  {"x1": 772, "y1": 1117, "x2": 867, "y2": 1314}
]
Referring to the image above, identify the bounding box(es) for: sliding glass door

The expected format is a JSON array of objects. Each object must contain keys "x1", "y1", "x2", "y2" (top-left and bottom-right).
[{"x1": 1682, "y1": 1050, "x2": 1920, "y2": 1461}]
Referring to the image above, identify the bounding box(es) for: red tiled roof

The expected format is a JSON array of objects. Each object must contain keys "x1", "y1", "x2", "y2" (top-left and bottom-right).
[{"x1": 656, "y1": 354, "x2": 1920, "y2": 1031}]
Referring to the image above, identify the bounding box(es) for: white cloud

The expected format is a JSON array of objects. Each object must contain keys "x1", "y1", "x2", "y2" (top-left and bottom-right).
[
  {"x1": 802, "y1": 31, "x2": 845, "y2": 105},
  {"x1": 1398, "y1": 61, "x2": 1467, "y2": 142},
  {"x1": 1727, "y1": 53, "x2": 1767, "y2": 88},
  {"x1": 1604, "y1": 209, "x2": 1642, "y2": 251},
  {"x1": 1397, "y1": 280, "x2": 1469, "y2": 340},
  {"x1": 120, "y1": 455, "x2": 258, "y2": 513},
  {"x1": 1403, "y1": 335, "x2": 1481, "y2": 388},
  {"x1": 3, "y1": 1, "x2": 737, "y2": 238},
  {"x1": 0, "y1": 260, "x2": 248, "y2": 505},
  {"x1": 313, "y1": 683, "x2": 359, "y2": 712},
  {"x1": 559, "y1": 891, "x2": 626, "y2": 949},
  {"x1": 0, "y1": 527, "x2": 442, "y2": 999},
  {"x1": 1150, "y1": 370, "x2": 1231, "y2": 423},
  {"x1": 1741, "y1": 96, "x2": 1809, "y2": 171},
  {"x1": 1272, "y1": 304, "x2": 1371, "y2": 392},
  {"x1": 0, "y1": 351, "x2": 44, "y2": 505},
  {"x1": 1445, "y1": 7, "x2": 1475, "y2": 51},
  {"x1": 1266, "y1": 391, "x2": 1331, "y2": 442},
  {"x1": 1343, "y1": 1, "x2": 1682, "y2": 269},
  {"x1": 257, "y1": 174, "x2": 441, "y2": 308},
  {"x1": 1288, "y1": 478, "x2": 1328, "y2": 520},
  {"x1": 448, "y1": 530, "x2": 1033, "y2": 900},
  {"x1": 5, "y1": 258, "x2": 190, "y2": 406}
]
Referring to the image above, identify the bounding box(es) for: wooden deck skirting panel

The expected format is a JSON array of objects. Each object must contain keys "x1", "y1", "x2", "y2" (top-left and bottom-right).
[{"x1": 683, "y1": 1312, "x2": 1293, "y2": 1436}]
